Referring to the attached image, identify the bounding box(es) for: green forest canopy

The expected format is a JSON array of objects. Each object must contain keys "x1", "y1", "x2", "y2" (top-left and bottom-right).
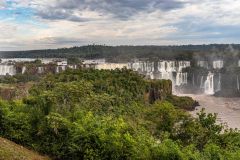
[{"x1": 0, "y1": 68, "x2": 240, "y2": 159}]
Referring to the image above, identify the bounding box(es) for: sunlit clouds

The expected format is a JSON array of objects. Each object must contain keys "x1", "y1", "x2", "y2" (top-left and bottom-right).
[{"x1": 0, "y1": 0, "x2": 240, "y2": 50}]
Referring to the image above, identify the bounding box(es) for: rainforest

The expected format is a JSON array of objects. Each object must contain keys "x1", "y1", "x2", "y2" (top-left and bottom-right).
[{"x1": 0, "y1": 68, "x2": 240, "y2": 160}]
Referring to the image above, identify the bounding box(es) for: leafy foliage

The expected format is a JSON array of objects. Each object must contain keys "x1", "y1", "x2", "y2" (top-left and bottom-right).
[{"x1": 0, "y1": 69, "x2": 240, "y2": 159}]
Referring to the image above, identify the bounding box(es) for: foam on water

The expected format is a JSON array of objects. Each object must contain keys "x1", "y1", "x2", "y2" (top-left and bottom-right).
[{"x1": 180, "y1": 94, "x2": 240, "y2": 129}]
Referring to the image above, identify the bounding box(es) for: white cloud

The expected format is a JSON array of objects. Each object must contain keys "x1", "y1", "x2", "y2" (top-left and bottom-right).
[
  {"x1": 0, "y1": 0, "x2": 240, "y2": 50},
  {"x1": 0, "y1": 0, "x2": 6, "y2": 9}
]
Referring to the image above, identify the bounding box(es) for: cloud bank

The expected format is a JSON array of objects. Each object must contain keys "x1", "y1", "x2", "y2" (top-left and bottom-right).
[{"x1": 0, "y1": 0, "x2": 240, "y2": 50}]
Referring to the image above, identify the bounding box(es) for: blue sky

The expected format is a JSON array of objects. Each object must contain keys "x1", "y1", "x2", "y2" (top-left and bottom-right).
[{"x1": 0, "y1": 0, "x2": 240, "y2": 51}]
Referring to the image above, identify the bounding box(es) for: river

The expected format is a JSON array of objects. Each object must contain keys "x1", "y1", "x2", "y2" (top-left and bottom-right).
[{"x1": 180, "y1": 94, "x2": 240, "y2": 129}]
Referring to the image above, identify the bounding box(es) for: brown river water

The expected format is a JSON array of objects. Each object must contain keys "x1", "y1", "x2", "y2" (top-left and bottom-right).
[{"x1": 179, "y1": 94, "x2": 240, "y2": 129}]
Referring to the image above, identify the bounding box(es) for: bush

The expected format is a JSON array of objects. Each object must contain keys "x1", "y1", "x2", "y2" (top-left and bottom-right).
[{"x1": 166, "y1": 95, "x2": 197, "y2": 110}]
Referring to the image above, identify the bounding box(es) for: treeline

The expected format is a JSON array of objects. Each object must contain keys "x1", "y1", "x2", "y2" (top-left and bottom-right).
[
  {"x1": 1, "y1": 44, "x2": 240, "y2": 61},
  {"x1": 0, "y1": 68, "x2": 240, "y2": 159}
]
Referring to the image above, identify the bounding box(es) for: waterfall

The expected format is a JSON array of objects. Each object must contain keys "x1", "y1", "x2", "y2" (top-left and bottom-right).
[
  {"x1": 183, "y1": 73, "x2": 188, "y2": 84},
  {"x1": 157, "y1": 61, "x2": 175, "y2": 85},
  {"x1": 178, "y1": 61, "x2": 190, "y2": 72},
  {"x1": 56, "y1": 66, "x2": 60, "y2": 73},
  {"x1": 22, "y1": 66, "x2": 26, "y2": 74},
  {"x1": 157, "y1": 61, "x2": 164, "y2": 72},
  {"x1": 0, "y1": 65, "x2": 16, "y2": 76},
  {"x1": 128, "y1": 60, "x2": 190, "y2": 88},
  {"x1": 146, "y1": 62, "x2": 154, "y2": 72},
  {"x1": 213, "y1": 60, "x2": 224, "y2": 69},
  {"x1": 204, "y1": 72, "x2": 215, "y2": 95},
  {"x1": 200, "y1": 76, "x2": 204, "y2": 89},
  {"x1": 141, "y1": 62, "x2": 145, "y2": 72},
  {"x1": 130, "y1": 62, "x2": 140, "y2": 72},
  {"x1": 38, "y1": 67, "x2": 44, "y2": 74},
  {"x1": 176, "y1": 72, "x2": 181, "y2": 86},
  {"x1": 237, "y1": 75, "x2": 240, "y2": 91},
  {"x1": 126, "y1": 60, "x2": 190, "y2": 94},
  {"x1": 176, "y1": 72, "x2": 188, "y2": 86},
  {"x1": 197, "y1": 61, "x2": 208, "y2": 69},
  {"x1": 146, "y1": 72, "x2": 154, "y2": 79},
  {"x1": 68, "y1": 65, "x2": 77, "y2": 69},
  {"x1": 216, "y1": 73, "x2": 221, "y2": 92},
  {"x1": 56, "y1": 66, "x2": 66, "y2": 73},
  {"x1": 192, "y1": 74, "x2": 195, "y2": 86}
]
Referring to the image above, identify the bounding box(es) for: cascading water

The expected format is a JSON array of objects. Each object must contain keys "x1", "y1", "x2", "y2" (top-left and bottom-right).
[
  {"x1": 200, "y1": 76, "x2": 204, "y2": 89},
  {"x1": 146, "y1": 62, "x2": 154, "y2": 72},
  {"x1": 140, "y1": 62, "x2": 146, "y2": 72},
  {"x1": 237, "y1": 75, "x2": 240, "y2": 91},
  {"x1": 0, "y1": 57, "x2": 239, "y2": 97},
  {"x1": 176, "y1": 72, "x2": 188, "y2": 86},
  {"x1": 38, "y1": 67, "x2": 44, "y2": 74},
  {"x1": 129, "y1": 61, "x2": 155, "y2": 78},
  {"x1": 216, "y1": 73, "x2": 221, "y2": 92},
  {"x1": 192, "y1": 74, "x2": 195, "y2": 86},
  {"x1": 213, "y1": 60, "x2": 224, "y2": 69},
  {"x1": 68, "y1": 65, "x2": 77, "y2": 69},
  {"x1": 198, "y1": 61, "x2": 209, "y2": 69},
  {"x1": 128, "y1": 60, "x2": 190, "y2": 89},
  {"x1": 204, "y1": 72, "x2": 215, "y2": 95},
  {"x1": 176, "y1": 72, "x2": 181, "y2": 86},
  {"x1": 184, "y1": 73, "x2": 188, "y2": 84},
  {"x1": 22, "y1": 66, "x2": 26, "y2": 74},
  {"x1": 0, "y1": 65, "x2": 16, "y2": 76},
  {"x1": 56, "y1": 66, "x2": 60, "y2": 73},
  {"x1": 56, "y1": 66, "x2": 67, "y2": 73},
  {"x1": 157, "y1": 61, "x2": 175, "y2": 84}
]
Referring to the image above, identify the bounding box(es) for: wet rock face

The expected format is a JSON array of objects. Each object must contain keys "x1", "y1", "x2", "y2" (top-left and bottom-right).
[
  {"x1": 214, "y1": 73, "x2": 240, "y2": 97},
  {"x1": 146, "y1": 80, "x2": 172, "y2": 104}
]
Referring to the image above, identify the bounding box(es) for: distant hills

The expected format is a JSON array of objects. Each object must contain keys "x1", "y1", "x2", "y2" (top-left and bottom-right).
[{"x1": 0, "y1": 44, "x2": 240, "y2": 62}]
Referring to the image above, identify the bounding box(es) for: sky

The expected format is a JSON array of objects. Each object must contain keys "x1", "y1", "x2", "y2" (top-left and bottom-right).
[{"x1": 0, "y1": 0, "x2": 240, "y2": 51}]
